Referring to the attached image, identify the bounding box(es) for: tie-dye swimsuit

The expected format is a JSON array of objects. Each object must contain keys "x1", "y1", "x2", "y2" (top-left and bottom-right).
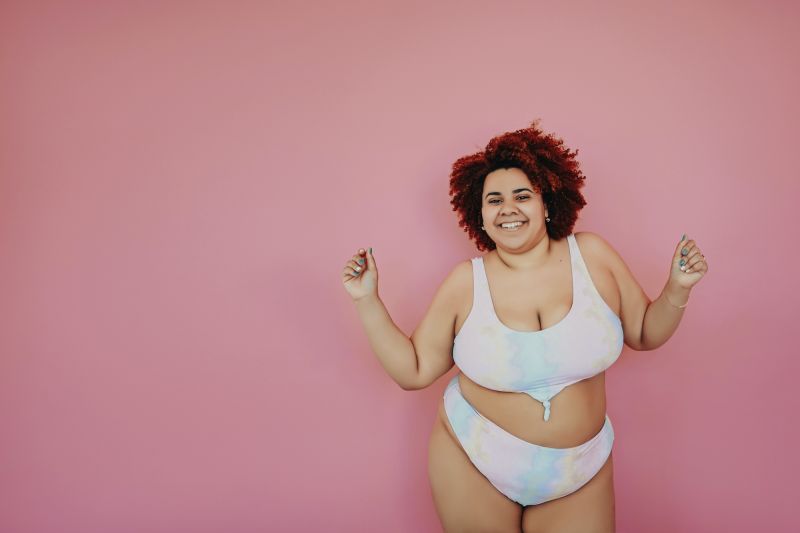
[{"x1": 443, "y1": 233, "x2": 624, "y2": 506}]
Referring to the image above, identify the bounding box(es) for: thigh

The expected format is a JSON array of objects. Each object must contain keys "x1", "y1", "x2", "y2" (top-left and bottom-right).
[
  {"x1": 521, "y1": 452, "x2": 615, "y2": 533},
  {"x1": 428, "y1": 401, "x2": 522, "y2": 533}
]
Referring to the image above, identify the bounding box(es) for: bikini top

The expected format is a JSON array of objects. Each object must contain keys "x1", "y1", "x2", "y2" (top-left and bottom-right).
[{"x1": 453, "y1": 233, "x2": 624, "y2": 421}]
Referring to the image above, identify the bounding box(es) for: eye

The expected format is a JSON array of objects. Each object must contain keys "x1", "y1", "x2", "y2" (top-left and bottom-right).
[
  {"x1": 516, "y1": 195, "x2": 530, "y2": 201},
  {"x1": 488, "y1": 199, "x2": 501, "y2": 205}
]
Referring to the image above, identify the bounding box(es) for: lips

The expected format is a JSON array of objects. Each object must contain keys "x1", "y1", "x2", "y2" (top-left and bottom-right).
[{"x1": 497, "y1": 221, "x2": 527, "y2": 231}]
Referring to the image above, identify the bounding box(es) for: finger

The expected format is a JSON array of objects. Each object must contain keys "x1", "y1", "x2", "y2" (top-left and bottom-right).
[
  {"x1": 365, "y1": 247, "x2": 376, "y2": 270},
  {"x1": 352, "y1": 253, "x2": 366, "y2": 269},
  {"x1": 673, "y1": 234, "x2": 688, "y2": 261},
  {"x1": 342, "y1": 266, "x2": 358, "y2": 281},
  {"x1": 674, "y1": 234, "x2": 694, "y2": 263},
  {"x1": 680, "y1": 246, "x2": 700, "y2": 269},
  {"x1": 685, "y1": 261, "x2": 707, "y2": 274},
  {"x1": 684, "y1": 253, "x2": 703, "y2": 271},
  {"x1": 343, "y1": 261, "x2": 361, "y2": 274},
  {"x1": 347, "y1": 259, "x2": 363, "y2": 274},
  {"x1": 685, "y1": 254, "x2": 708, "y2": 274},
  {"x1": 678, "y1": 240, "x2": 697, "y2": 270},
  {"x1": 343, "y1": 266, "x2": 360, "y2": 279}
]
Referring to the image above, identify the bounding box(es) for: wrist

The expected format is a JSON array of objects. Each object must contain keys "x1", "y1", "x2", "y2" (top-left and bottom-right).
[
  {"x1": 663, "y1": 283, "x2": 691, "y2": 308},
  {"x1": 354, "y1": 293, "x2": 381, "y2": 306}
]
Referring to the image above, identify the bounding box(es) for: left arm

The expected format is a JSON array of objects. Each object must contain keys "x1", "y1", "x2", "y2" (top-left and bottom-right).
[{"x1": 578, "y1": 232, "x2": 708, "y2": 351}]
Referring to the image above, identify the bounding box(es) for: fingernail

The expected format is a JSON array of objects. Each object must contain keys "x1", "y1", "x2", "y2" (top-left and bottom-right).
[
  {"x1": 369, "y1": 247, "x2": 373, "y2": 254},
  {"x1": 358, "y1": 258, "x2": 364, "y2": 265},
  {"x1": 680, "y1": 259, "x2": 686, "y2": 266},
  {"x1": 681, "y1": 248, "x2": 688, "y2": 256},
  {"x1": 681, "y1": 233, "x2": 686, "y2": 242}
]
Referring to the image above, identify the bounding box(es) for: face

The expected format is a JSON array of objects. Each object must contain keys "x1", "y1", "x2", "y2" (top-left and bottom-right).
[{"x1": 481, "y1": 168, "x2": 548, "y2": 249}]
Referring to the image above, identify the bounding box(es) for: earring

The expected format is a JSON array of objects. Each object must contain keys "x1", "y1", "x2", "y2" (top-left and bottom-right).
[
  {"x1": 545, "y1": 217, "x2": 550, "y2": 223},
  {"x1": 481, "y1": 226, "x2": 485, "y2": 230}
]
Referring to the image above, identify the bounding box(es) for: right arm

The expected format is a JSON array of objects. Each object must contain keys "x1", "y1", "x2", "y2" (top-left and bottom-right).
[
  {"x1": 345, "y1": 248, "x2": 467, "y2": 390},
  {"x1": 353, "y1": 294, "x2": 420, "y2": 390}
]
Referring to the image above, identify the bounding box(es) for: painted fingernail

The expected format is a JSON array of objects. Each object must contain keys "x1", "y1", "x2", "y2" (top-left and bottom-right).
[
  {"x1": 680, "y1": 259, "x2": 686, "y2": 266},
  {"x1": 353, "y1": 269, "x2": 360, "y2": 275},
  {"x1": 681, "y1": 248, "x2": 688, "y2": 256},
  {"x1": 369, "y1": 247, "x2": 373, "y2": 254},
  {"x1": 681, "y1": 234, "x2": 686, "y2": 242},
  {"x1": 358, "y1": 258, "x2": 364, "y2": 265}
]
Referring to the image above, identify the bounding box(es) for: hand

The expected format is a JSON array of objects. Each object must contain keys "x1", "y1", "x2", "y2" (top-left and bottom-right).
[
  {"x1": 341, "y1": 247, "x2": 379, "y2": 301},
  {"x1": 669, "y1": 234, "x2": 708, "y2": 290}
]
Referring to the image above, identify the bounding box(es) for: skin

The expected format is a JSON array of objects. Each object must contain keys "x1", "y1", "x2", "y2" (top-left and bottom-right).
[{"x1": 341, "y1": 167, "x2": 708, "y2": 532}]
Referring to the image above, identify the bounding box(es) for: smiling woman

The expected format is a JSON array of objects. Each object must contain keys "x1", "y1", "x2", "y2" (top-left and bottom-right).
[
  {"x1": 481, "y1": 169, "x2": 545, "y2": 242},
  {"x1": 341, "y1": 120, "x2": 708, "y2": 533},
  {"x1": 449, "y1": 119, "x2": 587, "y2": 251}
]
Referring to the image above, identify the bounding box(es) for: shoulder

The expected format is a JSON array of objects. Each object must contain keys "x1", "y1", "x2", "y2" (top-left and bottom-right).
[
  {"x1": 426, "y1": 258, "x2": 473, "y2": 313},
  {"x1": 574, "y1": 231, "x2": 623, "y2": 269},
  {"x1": 574, "y1": 231, "x2": 633, "y2": 280},
  {"x1": 445, "y1": 258, "x2": 474, "y2": 292},
  {"x1": 574, "y1": 231, "x2": 614, "y2": 255}
]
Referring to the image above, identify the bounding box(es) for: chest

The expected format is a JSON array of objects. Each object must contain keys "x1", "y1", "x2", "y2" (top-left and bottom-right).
[{"x1": 454, "y1": 248, "x2": 620, "y2": 335}]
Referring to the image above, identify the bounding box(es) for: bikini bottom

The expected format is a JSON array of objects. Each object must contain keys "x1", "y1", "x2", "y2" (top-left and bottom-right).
[{"x1": 443, "y1": 375, "x2": 614, "y2": 506}]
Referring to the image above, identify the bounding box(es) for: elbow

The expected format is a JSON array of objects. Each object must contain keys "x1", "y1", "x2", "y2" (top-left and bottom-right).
[
  {"x1": 632, "y1": 335, "x2": 662, "y2": 352},
  {"x1": 398, "y1": 381, "x2": 417, "y2": 391},
  {"x1": 629, "y1": 342, "x2": 653, "y2": 352},
  {"x1": 399, "y1": 371, "x2": 437, "y2": 391},
  {"x1": 399, "y1": 382, "x2": 423, "y2": 392},
  {"x1": 626, "y1": 332, "x2": 651, "y2": 352},
  {"x1": 398, "y1": 374, "x2": 422, "y2": 391}
]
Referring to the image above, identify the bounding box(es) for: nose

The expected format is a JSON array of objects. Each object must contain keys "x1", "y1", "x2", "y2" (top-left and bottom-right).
[{"x1": 499, "y1": 202, "x2": 519, "y2": 216}]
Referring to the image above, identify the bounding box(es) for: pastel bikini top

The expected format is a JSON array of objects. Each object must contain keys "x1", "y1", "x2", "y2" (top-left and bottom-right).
[{"x1": 453, "y1": 233, "x2": 624, "y2": 421}]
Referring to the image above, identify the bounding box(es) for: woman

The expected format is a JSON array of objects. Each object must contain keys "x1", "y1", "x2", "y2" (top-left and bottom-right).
[{"x1": 341, "y1": 121, "x2": 707, "y2": 533}]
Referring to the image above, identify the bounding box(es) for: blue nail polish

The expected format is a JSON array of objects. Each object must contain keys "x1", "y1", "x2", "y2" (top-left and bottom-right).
[
  {"x1": 681, "y1": 234, "x2": 686, "y2": 242},
  {"x1": 681, "y1": 248, "x2": 688, "y2": 256},
  {"x1": 680, "y1": 259, "x2": 686, "y2": 266},
  {"x1": 358, "y1": 258, "x2": 364, "y2": 265}
]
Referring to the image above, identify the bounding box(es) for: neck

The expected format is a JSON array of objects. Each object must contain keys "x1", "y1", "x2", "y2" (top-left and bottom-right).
[{"x1": 494, "y1": 234, "x2": 553, "y2": 271}]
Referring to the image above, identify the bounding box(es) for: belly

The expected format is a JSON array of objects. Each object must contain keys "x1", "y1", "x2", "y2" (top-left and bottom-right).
[{"x1": 456, "y1": 371, "x2": 608, "y2": 448}]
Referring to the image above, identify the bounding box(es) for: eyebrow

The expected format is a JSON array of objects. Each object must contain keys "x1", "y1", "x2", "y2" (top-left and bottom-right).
[{"x1": 485, "y1": 188, "x2": 534, "y2": 199}]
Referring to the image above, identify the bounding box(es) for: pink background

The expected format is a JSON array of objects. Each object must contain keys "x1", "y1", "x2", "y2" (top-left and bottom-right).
[{"x1": 1, "y1": 1, "x2": 798, "y2": 532}]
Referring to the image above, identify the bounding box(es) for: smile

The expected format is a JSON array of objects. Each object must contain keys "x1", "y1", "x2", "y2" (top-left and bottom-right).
[{"x1": 498, "y1": 221, "x2": 527, "y2": 231}]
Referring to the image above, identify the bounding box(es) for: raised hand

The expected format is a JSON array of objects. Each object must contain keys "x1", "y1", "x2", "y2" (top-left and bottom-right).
[
  {"x1": 341, "y1": 247, "x2": 379, "y2": 301},
  {"x1": 669, "y1": 234, "x2": 708, "y2": 290}
]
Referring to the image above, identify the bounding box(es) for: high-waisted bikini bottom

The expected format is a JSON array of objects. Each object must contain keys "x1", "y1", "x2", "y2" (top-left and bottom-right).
[{"x1": 443, "y1": 375, "x2": 614, "y2": 506}]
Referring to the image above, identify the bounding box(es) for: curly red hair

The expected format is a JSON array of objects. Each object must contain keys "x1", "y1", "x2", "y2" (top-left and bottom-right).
[{"x1": 449, "y1": 120, "x2": 588, "y2": 251}]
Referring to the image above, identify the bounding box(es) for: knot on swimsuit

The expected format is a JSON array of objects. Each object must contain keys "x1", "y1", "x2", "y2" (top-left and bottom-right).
[{"x1": 542, "y1": 399, "x2": 551, "y2": 421}]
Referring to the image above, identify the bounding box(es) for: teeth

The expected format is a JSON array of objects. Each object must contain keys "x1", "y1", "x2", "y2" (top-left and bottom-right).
[{"x1": 501, "y1": 222, "x2": 524, "y2": 229}]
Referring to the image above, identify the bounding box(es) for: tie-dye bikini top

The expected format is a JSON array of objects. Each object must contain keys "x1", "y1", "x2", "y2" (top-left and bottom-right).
[{"x1": 453, "y1": 233, "x2": 624, "y2": 421}]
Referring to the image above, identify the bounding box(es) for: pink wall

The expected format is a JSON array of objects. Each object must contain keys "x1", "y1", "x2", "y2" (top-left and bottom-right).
[{"x1": 1, "y1": 1, "x2": 798, "y2": 532}]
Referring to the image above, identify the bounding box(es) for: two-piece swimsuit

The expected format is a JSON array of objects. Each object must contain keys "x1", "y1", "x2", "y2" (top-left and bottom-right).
[{"x1": 443, "y1": 233, "x2": 624, "y2": 506}]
